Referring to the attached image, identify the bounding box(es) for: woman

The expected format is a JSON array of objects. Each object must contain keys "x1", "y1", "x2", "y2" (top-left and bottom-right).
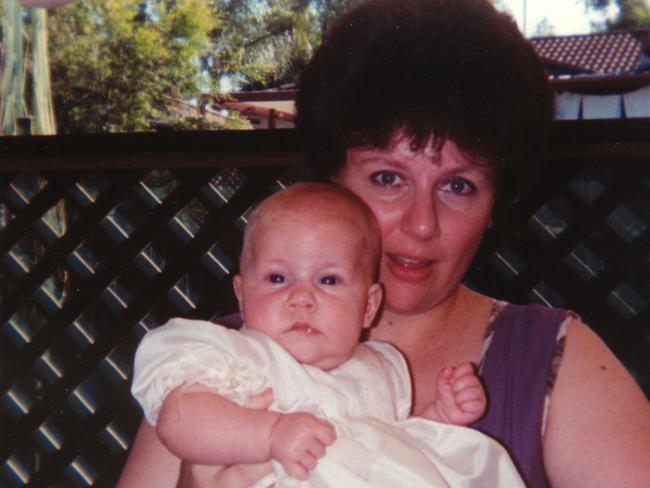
[{"x1": 118, "y1": 0, "x2": 650, "y2": 487}]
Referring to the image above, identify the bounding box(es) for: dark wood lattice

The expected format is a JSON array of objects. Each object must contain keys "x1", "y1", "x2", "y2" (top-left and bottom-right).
[{"x1": 1, "y1": 123, "x2": 649, "y2": 487}]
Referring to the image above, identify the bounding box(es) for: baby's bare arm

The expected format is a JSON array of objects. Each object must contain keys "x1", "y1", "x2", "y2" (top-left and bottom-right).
[
  {"x1": 157, "y1": 386, "x2": 281, "y2": 466},
  {"x1": 157, "y1": 385, "x2": 335, "y2": 479}
]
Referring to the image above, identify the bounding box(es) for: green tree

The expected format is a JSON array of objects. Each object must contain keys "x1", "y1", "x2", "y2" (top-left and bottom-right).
[
  {"x1": 533, "y1": 17, "x2": 556, "y2": 36},
  {"x1": 206, "y1": 0, "x2": 315, "y2": 90},
  {"x1": 582, "y1": 0, "x2": 650, "y2": 30},
  {"x1": 312, "y1": 0, "x2": 363, "y2": 37},
  {"x1": 211, "y1": 0, "x2": 361, "y2": 91},
  {"x1": 46, "y1": 0, "x2": 225, "y2": 132},
  {"x1": 2, "y1": 0, "x2": 362, "y2": 134}
]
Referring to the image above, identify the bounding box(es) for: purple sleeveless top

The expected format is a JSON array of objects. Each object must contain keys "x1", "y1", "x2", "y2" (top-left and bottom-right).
[
  {"x1": 218, "y1": 304, "x2": 565, "y2": 487},
  {"x1": 471, "y1": 303, "x2": 566, "y2": 488}
]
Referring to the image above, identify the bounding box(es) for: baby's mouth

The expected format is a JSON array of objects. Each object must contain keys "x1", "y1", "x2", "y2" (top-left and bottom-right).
[{"x1": 289, "y1": 322, "x2": 319, "y2": 335}]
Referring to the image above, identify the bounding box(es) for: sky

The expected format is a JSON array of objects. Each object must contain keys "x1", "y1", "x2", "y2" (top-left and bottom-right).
[{"x1": 500, "y1": 0, "x2": 614, "y2": 36}]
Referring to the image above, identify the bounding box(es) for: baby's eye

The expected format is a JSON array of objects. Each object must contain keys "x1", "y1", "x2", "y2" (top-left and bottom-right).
[
  {"x1": 319, "y1": 275, "x2": 339, "y2": 285},
  {"x1": 268, "y1": 274, "x2": 285, "y2": 283},
  {"x1": 371, "y1": 171, "x2": 403, "y2": 187}
]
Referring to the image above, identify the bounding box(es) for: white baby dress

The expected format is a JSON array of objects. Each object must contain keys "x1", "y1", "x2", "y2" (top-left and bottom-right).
[{"x1": 132, "y1": 318, "x2": 525, "y2": 487}]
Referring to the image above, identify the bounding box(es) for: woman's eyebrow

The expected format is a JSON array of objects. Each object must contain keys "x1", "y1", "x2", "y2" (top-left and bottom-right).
[
  {"x1": 454, "y1": 160, "x2": 494, "y2": 172},
  {"x1": 354, "y1": 155, "x2": 404, "y2": 168},
  {"x1": 447, "y1": 164, "x2": 496, "y2": 184},
  {"x1": 352, "y1": 150, "x2": 495, "y2": 176},
  {"x1": 442, "y1": 153, "x2": 494, "y2": 172}
]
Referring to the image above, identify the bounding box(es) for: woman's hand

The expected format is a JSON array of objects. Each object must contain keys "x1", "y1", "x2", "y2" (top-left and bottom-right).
[{"x1": 175, "y1": 388, "x2": 275, "y2": 488}]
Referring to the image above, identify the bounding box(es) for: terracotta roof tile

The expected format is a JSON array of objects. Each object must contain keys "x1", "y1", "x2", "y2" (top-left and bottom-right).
[{"x1": 531, "y1": 31, "x2": 648, "y2": 76}]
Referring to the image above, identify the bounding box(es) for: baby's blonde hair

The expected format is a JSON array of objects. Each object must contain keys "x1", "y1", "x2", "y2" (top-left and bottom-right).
[{"x1": 240, "y1": 183, "x2": 381, "y2": 280}]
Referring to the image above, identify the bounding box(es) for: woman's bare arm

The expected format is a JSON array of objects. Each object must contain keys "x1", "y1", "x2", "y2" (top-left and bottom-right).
[
  {"x1": 176, "y1": 460, "x2": 274, "y2": 488},
  {"x1": 116, "y1": 421, "x2": 181, "y2": 488},
  {"x1": 117, "y1": 420, "x2": 273, "y2": 488},
  {"x1": 543, "y1": 319, "x2": 650, "y2": 487},
  {"x1": 117, "y1": 388, "x2": 275, "y2": 488}
]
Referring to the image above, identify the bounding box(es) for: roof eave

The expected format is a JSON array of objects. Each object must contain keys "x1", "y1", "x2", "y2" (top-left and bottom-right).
[{"x1": 550, "y1": 72, "x2": 650, "y2": 94}]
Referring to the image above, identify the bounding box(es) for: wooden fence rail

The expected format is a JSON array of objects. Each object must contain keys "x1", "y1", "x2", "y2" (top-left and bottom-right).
[{"x1": 1, "y1": 121, "x2": 649, "y2": 486}]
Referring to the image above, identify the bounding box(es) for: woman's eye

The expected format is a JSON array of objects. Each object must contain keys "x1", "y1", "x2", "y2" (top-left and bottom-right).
[
  {"x1": 371, "y1": 171, "x2": 402, "y2": 187},
  {"x1": 320, "y1": 275, "x2": 338, "y2": 285},
  {"x1": 445, "y1": 178, "x2": 476, "y2": 195},
  {"x1": 268, "y1": 274, "x2": 285, "y2": 283}
]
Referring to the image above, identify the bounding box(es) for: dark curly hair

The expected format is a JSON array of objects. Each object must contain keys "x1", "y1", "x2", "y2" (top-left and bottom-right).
[{"x1": 296, "y1": 0, "x2": 553, "y2": 208}]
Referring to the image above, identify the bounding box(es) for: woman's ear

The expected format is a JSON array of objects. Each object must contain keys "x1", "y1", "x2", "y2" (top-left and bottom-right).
[
  {"x1": 233, "y1": 275, "x2": 245, "y2": 318},
  {"x1": 363, "y1": 283, "x2": 384, "y2": 329}
]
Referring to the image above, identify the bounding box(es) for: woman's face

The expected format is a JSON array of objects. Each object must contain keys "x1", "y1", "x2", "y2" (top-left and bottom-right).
[{"x1": 335, "y1": 133, "x2": 496, "y2": 315}]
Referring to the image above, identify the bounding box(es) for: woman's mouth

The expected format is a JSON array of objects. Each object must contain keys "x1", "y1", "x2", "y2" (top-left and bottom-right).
[{"x1": 386, "y1": 254, "x2": 435, "y2": 281}]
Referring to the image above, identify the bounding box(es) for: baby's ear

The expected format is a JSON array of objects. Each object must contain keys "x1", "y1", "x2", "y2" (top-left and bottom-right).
[
  {"x1": 233, "y1": 275, "x2": 244, "y2": 314},
  {"x1": 363, "y1": 283, "x2": 383, "y2": 329}
]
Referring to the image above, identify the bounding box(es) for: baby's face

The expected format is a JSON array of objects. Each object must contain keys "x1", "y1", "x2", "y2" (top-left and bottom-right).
[{"x1": 234, "y1": 211, "x2": 381, "y2": 371}]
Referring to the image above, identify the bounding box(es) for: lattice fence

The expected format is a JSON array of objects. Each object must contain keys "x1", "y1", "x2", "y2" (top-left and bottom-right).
[{"x1": 1, "y1": 123, "x2": 649, "y2": 487}]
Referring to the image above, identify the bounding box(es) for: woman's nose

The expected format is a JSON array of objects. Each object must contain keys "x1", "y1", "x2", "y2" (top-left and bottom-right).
[
  {"x1": 401, "y1": 192, "x2": 439, "y2": 240},
  {"x1": 286, "y1": 285, "x2": 316, "y2": 311}
]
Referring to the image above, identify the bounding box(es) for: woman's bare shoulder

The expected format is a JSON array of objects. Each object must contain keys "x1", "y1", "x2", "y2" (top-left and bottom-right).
[{"x1": 543, "y1": 318, "x2": 650, "y2": 488}]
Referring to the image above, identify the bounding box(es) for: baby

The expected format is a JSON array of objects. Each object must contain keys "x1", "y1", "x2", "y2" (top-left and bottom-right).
[{"x1": 132, "y1": 183, "x2": 524, "y2": 487}]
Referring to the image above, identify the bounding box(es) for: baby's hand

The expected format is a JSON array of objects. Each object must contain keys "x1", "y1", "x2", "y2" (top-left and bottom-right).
[
  {"x1": 423, "y1": 362, "x2": 486, "y2": 426},
  {"x1": 269, "y1": 412, "x2": 336, "y2": 480}
]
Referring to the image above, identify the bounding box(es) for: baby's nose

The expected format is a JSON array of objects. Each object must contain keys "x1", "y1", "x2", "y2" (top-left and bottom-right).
[{"x1": 286, "y1": 285, "x2": 316, "y2": 310}]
